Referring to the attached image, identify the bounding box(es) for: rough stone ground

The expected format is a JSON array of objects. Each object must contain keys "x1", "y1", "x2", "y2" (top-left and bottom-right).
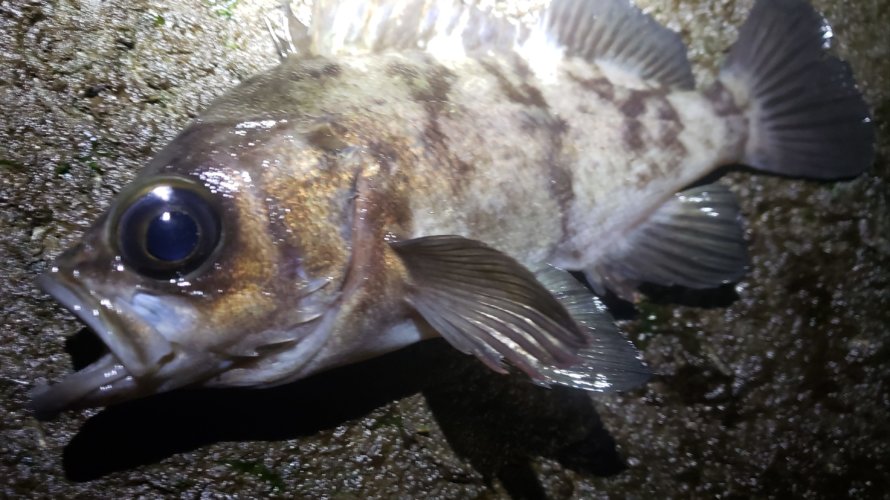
[{"x1": 1, "y1": 0, "x2": 887, "y2": 497}]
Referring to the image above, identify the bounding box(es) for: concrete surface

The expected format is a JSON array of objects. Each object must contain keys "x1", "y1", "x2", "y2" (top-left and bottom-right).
[{"x1": 1, "y1": 0, "x2": 887, "y2": 497}]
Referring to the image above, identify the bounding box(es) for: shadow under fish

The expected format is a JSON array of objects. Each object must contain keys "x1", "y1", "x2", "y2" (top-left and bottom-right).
[{"x1": 62, "y1": 338, "x2": 625, "y2": 489}]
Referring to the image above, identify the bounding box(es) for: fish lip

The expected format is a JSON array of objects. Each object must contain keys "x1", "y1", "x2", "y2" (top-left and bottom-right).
[
  {"x1": 28, "y1": 352, "x2": 132, "y2": 420},
  {"x1": 37, "y1": 271, "x2": 174, "y2": 374},
  {"x1": 37, "y1": 272, "x2": 122, "y2": 353},
  {"x1": 30, "y1": 272, "x2": 157, "y2": 419}
]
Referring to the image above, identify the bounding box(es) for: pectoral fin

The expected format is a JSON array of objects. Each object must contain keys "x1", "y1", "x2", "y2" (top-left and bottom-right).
[
  {"x1": 391, "y1": 236, "x2": 587, "y2": 382},
  {"x1": 392, "y1": 236, "x2": 650, "y2": 392}
]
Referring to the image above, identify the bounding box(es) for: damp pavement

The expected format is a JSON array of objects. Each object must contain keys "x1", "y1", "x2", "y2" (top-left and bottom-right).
[{"x1": 1, "y1": 0, "x2": 888, "y2": 497}]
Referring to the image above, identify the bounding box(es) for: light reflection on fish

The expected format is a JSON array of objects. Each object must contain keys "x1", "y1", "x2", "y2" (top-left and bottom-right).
[{"x1": 30, "y1": 0, "x2": 873, "y2": 419}]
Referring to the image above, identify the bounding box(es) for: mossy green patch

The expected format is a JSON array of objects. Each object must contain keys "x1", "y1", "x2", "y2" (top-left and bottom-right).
[
  {"x1": 54, "y1": 162, "x2": 71, "y2": 176},
  {"x1": 225, "y1": 460, "x2": 285, "y2": 491},
  {"x1": 207, "y1": 0, "x2": 239, "y2": 19},
  {"x1": 371, "y1": 409, "x2": 403, "y2": 430},
  {"x1": 0, "y1": 159, "x2": 25, "y2": 172}
]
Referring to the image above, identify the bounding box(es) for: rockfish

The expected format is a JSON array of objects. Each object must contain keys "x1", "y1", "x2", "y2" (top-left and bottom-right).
[{"x1": 30, "y1": 0, "x2": 873, "y2": 419}]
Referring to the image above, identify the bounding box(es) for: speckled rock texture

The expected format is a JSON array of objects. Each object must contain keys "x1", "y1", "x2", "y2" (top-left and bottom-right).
[{"x1": 1, "y1": 0, "x2": 887, "y2": 497}]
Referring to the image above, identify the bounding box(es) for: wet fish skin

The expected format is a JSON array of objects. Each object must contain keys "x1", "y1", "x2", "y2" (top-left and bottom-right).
[
  {"x1": 30, "y1": 0, "x2": 872, "y2": 418},
  {"x1": 196, "y1": 51, "x2": 572, "y2": 260},
  {"x1": 193, "y1": 51, "x2": 579, "y2": 379},
  {"x1": 30, "y1": 48, "x2": 623, "y2": 416}
]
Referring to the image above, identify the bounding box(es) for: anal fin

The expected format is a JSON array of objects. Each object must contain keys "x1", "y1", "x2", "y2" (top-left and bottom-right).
[{"x1": 588, "y1": 183, "x2": 749, "y2": 300}]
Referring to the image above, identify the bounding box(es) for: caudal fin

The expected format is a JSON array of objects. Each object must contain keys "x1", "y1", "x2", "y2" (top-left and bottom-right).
[{"x1": 719, "y1": 0, "x2": 874, "y2": 179}]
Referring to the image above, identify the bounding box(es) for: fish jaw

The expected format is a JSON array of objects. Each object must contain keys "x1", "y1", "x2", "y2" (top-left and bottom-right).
[{"x1": 30, "y1": 269, "x2": 226, "y2": 420}]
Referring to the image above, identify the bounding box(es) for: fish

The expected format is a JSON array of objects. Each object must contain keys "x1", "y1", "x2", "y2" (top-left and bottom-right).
[{"x1": 29, "y1": 0, "x2": 873, "y2": 419}]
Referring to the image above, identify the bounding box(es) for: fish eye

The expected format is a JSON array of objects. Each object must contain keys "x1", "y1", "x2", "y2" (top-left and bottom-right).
[{"x1": 116, "y1": 179, "x2": 222, "y2": 279}]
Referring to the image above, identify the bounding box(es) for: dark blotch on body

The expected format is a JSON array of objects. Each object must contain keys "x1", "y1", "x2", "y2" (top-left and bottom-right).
[
  {"x1": 619, "y1": 90, "x2": 648, "y2": 118},
  {"x1": 286, "y1": 62, "x2": 343, "y2": 82},
  {"x1": 386, "y1": 62, "x2": 420, "y2": 80},
  {"x1": 478, "y1": 59, "x2": 549, "y2": 109},
  {"x1": 305, "y1": 121, "x2": 351, "y2": 153},
  {"x1": 364, "y1": 139, "x2": 417, "y2": 232},
  {"x1": 566, "y1": 72, "x2": 615, "y2": 101},
  {"x1": 622, "y1": 120, "x2": 646, "y2": 152},
  {"x1": 653, "y1": 100, "x2": 684, "y2": 153},
  {"x1": 514, "y1": 103, "x2": 574, "y2": 242},
  {"x1": 703, "y1": 81, "x2": 742, "y2": 117},
  {"x1": 618, "y1": 89, "x2": 686, "y2": 159},
  {"x1": 387, "y1": 58, "x2": 474, "y2": 188},
  {"x1": 618, "y1": 90, "x2": 652, "y2": 153},
  {"x1": 543, "y1": 117, "x2": 575, "y2": 241},
  {"x1": 307, "y1": 63, "x2": 342, "y2": 79}
]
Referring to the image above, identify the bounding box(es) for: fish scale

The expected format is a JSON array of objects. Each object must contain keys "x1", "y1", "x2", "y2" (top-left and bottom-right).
[{"x1": 546, "y1": 64, "x2": 748, "y2": 271}]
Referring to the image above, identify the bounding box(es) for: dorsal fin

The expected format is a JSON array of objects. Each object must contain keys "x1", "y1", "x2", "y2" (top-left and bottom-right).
[
  {"x1": 291, "y1": 0, "x2": 520, "y2": 59},
  {"x1": 525, "y1": 0, "x2": 695, "y2": 89},
  {"x1": 271, "y1": 0, "x2": 694, "y2": 90}
]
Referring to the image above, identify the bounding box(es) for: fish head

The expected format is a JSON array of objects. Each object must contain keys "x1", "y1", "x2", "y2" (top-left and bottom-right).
[{"x1": 31, "y1": 119, "x2": 358, "y2": 419}]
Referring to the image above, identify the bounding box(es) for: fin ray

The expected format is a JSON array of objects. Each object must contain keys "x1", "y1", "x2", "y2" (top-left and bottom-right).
[
  {"x1": 719, "y1": 0, "x2": 874, "y2": 178},
  {"x1": 393, "y1": 236, "x2": 650, "y2": 391},
  {"x1": 535, "y1": 0, "x2": 694, "y2": 89},
  {"x1": 533, "y1": 266, "x2": 651, "y2": 392},
  {"x1": 393, "y1": 236, "x2": 587, "y2": 380},
  {"x1": 305, "y1": 0, "x2": 519, "y2": 58},
  {"x1": 588, "y1": 183, "x2": 748, "y2": 299}
]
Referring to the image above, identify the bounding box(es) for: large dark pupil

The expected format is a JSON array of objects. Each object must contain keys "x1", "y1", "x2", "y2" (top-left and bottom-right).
[{"x1": 145, "y1": 210, "x2": 199, "y2": 262}]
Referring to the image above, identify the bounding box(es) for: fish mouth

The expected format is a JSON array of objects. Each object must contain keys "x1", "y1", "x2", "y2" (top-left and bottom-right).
[{"x1": 29, "y1": 273, "x2": 171, "y2": 420}]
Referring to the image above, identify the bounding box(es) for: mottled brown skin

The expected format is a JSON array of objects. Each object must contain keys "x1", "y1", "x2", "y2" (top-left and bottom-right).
[
  {"x1": 197, "y1": 51, "x2": 720, "y2": 380},
  {"x1": 41, "y1": 44, "x2": 739, "y2": 402}
]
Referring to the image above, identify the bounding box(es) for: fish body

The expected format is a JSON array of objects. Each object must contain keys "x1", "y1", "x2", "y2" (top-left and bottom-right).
[{"x1": 30, "y1": 0, "x2": 873, "y2": 418}]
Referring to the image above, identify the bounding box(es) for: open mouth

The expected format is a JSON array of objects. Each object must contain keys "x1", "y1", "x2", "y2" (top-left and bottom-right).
[
  {"x1": 30, "y1": 274, "x2": 142, "y2": 420},
  {"x1": 30, "y1": 269, "x2": 338, "y2": 419}
]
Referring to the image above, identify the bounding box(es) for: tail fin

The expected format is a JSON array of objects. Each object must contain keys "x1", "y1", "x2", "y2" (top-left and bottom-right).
[{"x1": 718, "y1": 0, "x2": 874, "y2": 179}]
